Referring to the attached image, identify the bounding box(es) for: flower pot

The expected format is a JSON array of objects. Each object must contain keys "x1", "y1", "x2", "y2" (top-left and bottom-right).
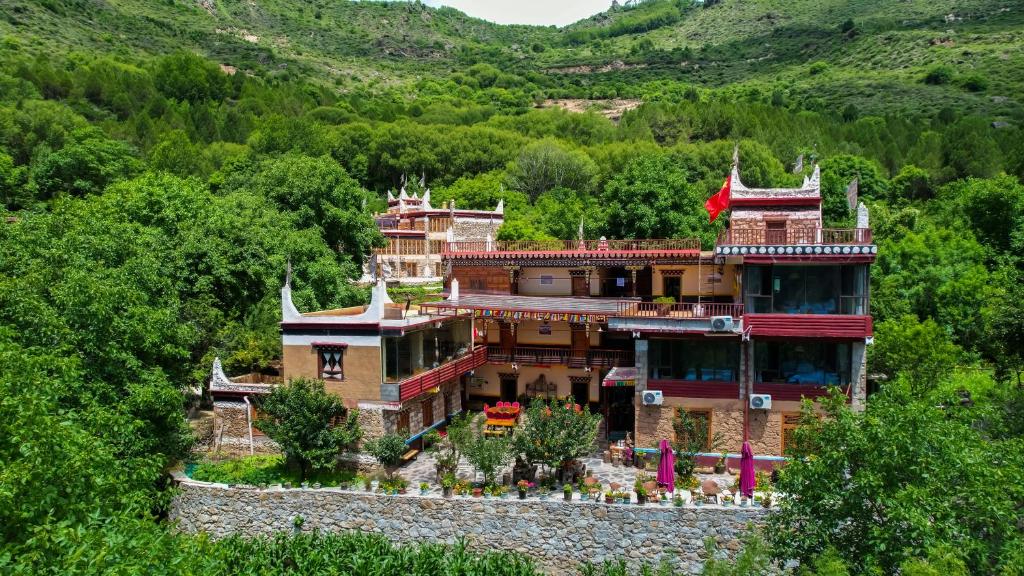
[
  {"x1": 564, "y1": 492, "x2": 572, "y2": 502},
  {"x1": 420, "y1": 489, "x2": 429, "y2": 496},
  {"x1": 605, "y1": 495, "x2": 614, "y2": 504},
  {"x1": 443, "y1": 487, "x2": 453, "y2": 498},
  {"x1": 518, "y1": 491, "x2": 527, "y2": 500},
  {"x1": 472, "y1": 488, "x2": 483, "y2": 498},
  {"x1": 714, "y1": 463, "x2": 726, "y2": 474},
  {"x1": 637, "y1": 494, "x2": 646, "y2": 505}
]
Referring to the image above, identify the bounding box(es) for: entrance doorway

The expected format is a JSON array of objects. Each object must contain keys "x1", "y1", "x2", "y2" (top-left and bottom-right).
[
  {"x1": 571, "y1": 275, "x2": 588, "y2": 296},
  {"x1": 499, "y1": 373, "x2": 518, "y2": 402},
  {"x1": 570, "y1": 376, "x2": 590, "y2": 407},
  {"x1": 601, "y1": 385, "x2": 635, "y2": 441},
  {"x1": 663, "y1": 276, "x2": 681, "y2": 301}
]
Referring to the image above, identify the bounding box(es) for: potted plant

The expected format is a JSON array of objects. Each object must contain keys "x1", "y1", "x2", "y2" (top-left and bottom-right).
[
  {"x1": 635, "y1": 486, "x2": 647, "y2": 505},
  {"x1": 660, "y1": 492, "x2": 668, "y2": 506},
  {"x1": 472, "y1": 486, "x2": 483, "y2": 498},
  {"x1": 673, "y1": 494, "x2": 683, "y2": 507},
  {"x1": 563, "y1": 484, "x2": 573, "y2": 502},
  {"x1": 714, "y1": 454, "x2": 727, "y2": 474},
  {"x1": 762, "y1": 493, "x2": 773, "y2": 509},
  {"x1": 441, "y1": 475, "x2": 455, "y2": 498},
  {"x1": 604, "y1": 491, "x2": 614, "y2": 504},
  {"x1": 517, "y1": 479, "x2": 531, "y2": 499},
  {"x1": 419, "y1": 482, "x2": 429, "y2": 496}
]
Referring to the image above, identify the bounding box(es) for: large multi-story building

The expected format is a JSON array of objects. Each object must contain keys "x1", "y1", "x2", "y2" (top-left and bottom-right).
[
  {"x1": 218, "y1": 162, "x2": 873, "y2": 458},
  {"x1": 362, "y1": 187, "x2": 503, "y2": 285},
  {"x1": 419, "y1": 163, "x2": 874, "y2": 456}
]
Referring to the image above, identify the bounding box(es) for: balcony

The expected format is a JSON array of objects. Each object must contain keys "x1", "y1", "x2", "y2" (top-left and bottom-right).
[
  {"x1": 616, "y1": 301, "x2": 743, "y2": 319},
  {"x1": 392, "y1": 347, "x2": 487, "y2": 402},
  {"x1": 485, "y1": 345, "x2": 634, "y2": 368},
  {"x1": 717, "y1": 228, "x2": 872, "y2": 246},
  {"x1": 445, "y1": 238, "x2": 700, "y2": 254}
]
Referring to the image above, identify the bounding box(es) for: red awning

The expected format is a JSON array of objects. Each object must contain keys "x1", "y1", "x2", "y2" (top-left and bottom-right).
[{"x1": 602, "y1": 367, "x2": 639, "y2": 387}]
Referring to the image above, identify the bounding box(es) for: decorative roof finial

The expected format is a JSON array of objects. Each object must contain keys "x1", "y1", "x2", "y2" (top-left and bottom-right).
[
  {"x1": 285, "y1": 259, "x2": 292, "y2": 288},
  {"x1": 732, "y1": 143, "x2": 740, "y2": 168}
]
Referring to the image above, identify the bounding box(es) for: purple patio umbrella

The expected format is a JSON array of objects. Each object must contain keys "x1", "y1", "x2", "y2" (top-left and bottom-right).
[
  {"x1": 657, "y1": 439, "x2": 675, "y2": 493},
  {"x1": 739, "y1": 441, "x2": 756, "y2": 499}
]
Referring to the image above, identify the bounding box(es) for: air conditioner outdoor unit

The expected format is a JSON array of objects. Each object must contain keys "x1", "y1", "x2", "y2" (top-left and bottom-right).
[
  {"x1": 749, "y1": 394, "x2": 772, "y2": 410},
  {"x1": 710, "y1": 315, "x2": 733, "y2": 332},
  {"x1": 641, "y1": 390, "x2": 664, "y2": 406}
]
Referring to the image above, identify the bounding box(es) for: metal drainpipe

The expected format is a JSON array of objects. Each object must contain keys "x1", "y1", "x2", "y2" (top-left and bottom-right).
[{"x1": 243, "y1": 395, "x2": 254, "y2": 456}]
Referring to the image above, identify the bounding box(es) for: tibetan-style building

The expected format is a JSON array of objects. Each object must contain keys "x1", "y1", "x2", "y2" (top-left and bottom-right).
[
  {"x1": 251, "y1": 161, "x2": 874, "y2": 458},
  {"x1": 363, "y1": 186, "x2": 503, "y2": 285}
]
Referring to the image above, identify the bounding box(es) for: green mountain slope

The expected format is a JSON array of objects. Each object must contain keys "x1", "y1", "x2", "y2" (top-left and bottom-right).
[{"x1": 1, "y1": 0, "x2": 1021, "y2": 118}]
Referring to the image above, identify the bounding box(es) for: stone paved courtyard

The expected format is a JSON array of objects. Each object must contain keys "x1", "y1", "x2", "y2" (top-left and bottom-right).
[{"x1": 399, "y1": 450, "x2": 736, "y2": 496}]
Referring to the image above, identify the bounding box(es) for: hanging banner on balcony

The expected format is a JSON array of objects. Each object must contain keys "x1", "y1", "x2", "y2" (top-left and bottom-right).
[{"x1": 471, "y1": 309, "x2": 607, "y2": 323}]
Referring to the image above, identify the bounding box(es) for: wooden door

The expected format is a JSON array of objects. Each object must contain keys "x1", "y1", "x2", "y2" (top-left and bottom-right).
[
  {"x1": 570, "y1": 326, "x2": 589, "y2": 365},
  {"x1": 499, "y1": 373, "x2": 518, "y2": 402},
  {"x1": 422, "y1": 398, "x2": 434, "y2": 428},
  {"x1": 765, "y1": 220, "x2": 787, "y2": 244},
  {"x1": 571, "y1": 276, "x2": 588, "y2": 296},
  {"x1": 499, "y1": 323, "x2": 514, "y2": 356}
]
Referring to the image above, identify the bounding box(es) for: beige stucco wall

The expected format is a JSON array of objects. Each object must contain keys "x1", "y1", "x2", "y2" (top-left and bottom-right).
[
  {"x1": 283, "y1": 344, "x2": 382, "y2": 406},
  {"x1": 469, "y1": 363, "x2": 599, "y2": 402},
  {"x1": 651, "y1": 264, "x2": 739, "y2": 298},
  {"x1": 517, "y1": 267, "x2": 599, "y2": 297},
  {"x1": 478, "y1": 319, "x2": 600, "y2": 347}
]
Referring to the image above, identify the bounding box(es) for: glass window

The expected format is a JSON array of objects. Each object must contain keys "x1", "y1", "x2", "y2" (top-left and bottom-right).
[
  {"x1": 754, "y1": 341, "x2": 852, "y2": 386},
  {"x1": 384, "y1": 319, "x2": 472, "y2": 382},
  {"x1": 648, "y1": 339, "x2": 739, "y2": 381},
  {"x1": 744, "y1": 265, "x2": 863, "y2": 314}
]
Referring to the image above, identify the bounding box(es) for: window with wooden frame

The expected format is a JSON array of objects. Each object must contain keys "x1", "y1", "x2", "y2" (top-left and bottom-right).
[
  {"x1": 675, "y1": 408, "x2": 713, "y2": 451},
  {"x1": 316, "y1": 344, "x2": 347, "y2": 381},
  {"x1": 781, "y1": 412, "x2": 802, "y2": 455}
]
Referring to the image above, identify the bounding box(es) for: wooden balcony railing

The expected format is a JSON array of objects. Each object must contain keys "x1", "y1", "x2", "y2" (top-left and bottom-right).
[
  {"x1": 486, "y1": 345, "x2": 634, "y2": 368},
  {"x1": 398, "y1": 347, "x2": 487, "y2": 401},
  {"x1": 717, "y1": 228, "x2": 872, "y2": 245},
  {"x1": 615, "y1": 302, "x2": 744, "y2": 318},
  {"x1": 445, "y1": 238, "x2": 700, "y2": 254},
  {"x1": 374, "y1": 238, "x2": 427, "y2": 255}
]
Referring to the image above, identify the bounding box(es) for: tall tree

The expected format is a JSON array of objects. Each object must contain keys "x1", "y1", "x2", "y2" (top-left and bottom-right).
[{"x1": 255, "y1": 378, "x2": 361, "y2": 481}]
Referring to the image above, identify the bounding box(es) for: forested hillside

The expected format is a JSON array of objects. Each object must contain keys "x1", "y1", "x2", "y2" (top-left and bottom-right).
[{"x1": 1, "y1": 0, "x2": 1023, "y2": 574}]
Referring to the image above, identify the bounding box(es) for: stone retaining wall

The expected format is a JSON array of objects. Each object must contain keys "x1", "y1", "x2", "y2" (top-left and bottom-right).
[{"x1": 170, "y1": 478, "x2": 766, "y2": 574}]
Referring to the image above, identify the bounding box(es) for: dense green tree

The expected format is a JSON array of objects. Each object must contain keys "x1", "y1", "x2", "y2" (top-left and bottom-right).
[
  {"x1": 218, "y1": 153, "x2": 384, "y2": 269},
  {"x1": 602, "y1": 153, "x2": 717, "y2": 245},
  {"x1": 819, "y1": 154, "x2": 888, "y2": 224},
  {"x1": 507, "y1": 138, "x2": 598, "y2": 199},
  {"x1": 30, "y1": 127, "x2": 142, "y2": 200},
  {"x1": 152, "y1": 51, "x2": 230, "y2": 103},
  {"x1": 766, "y1": 387, "x2": 1024, "y2": 574},
  {"x1": 255, "y1": 378, "x2": 361, "y2": 481},
  {"x1": 870, "y1": 315, "x2": 961, "y2": 392}
]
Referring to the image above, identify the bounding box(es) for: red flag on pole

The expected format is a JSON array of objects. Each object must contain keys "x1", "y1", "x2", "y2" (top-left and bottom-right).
[{"x1": 705, "y1": 175, "x2": 731, "y2": 222}]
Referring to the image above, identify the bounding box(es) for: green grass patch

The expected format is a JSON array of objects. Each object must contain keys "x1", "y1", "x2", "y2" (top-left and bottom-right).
[{"x1": 190, "y1": 455, "x2": 356, "y2": 486}]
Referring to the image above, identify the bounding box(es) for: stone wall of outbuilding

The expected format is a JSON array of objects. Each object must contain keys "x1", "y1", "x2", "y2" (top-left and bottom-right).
[{"x1": 170, "y1": 478, "x2": 766, "y2": 574}]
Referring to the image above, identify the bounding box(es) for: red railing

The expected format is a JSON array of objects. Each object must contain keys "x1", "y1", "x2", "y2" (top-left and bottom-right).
[
  {"x1": 717, "y1": 228, "x2": 872, "y2": 245},
  {"x1": 398, "y1": 347, "x2": 487, "y2": 401},
  {"x1": 445, "y1": 238, "x2": 700, "y2": 254},
  {"x1": 486, "y1": 345, "x2": 634, "y2": 368},
  {"x1": 615, "y1": 302, "x2": 743, "y2": 318}
]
